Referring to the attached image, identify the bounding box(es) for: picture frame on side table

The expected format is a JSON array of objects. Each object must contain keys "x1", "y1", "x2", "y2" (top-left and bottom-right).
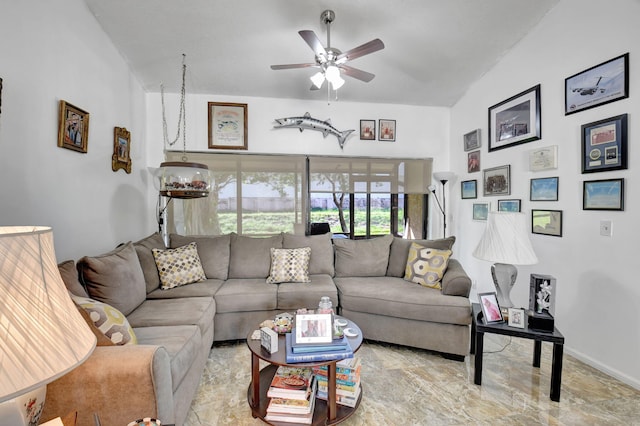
[
  {"x1": 532, "y1": 209, "x2": 563, "y2": 237},
  {"x1": 468, "y1": 150, "x2": 481, "y2": 173},
  {"x1": 583, "y1": 178, "x2": 624, "y2": 211},
  {"x1": 483, "y1": 165, "x2": 511, "y2": 196},
  {"x1": 461, "y1": 180, "x2": 477, "y2": 199},
  {"x1": 294, "y1": 314, "x2": 333, "y2": 344},
  {"x1": 507, "y1": 308, "x2": 526, "y2": 328},
  {"x1": 478, "y1": 292, "x2": 504, "y2": 324},
  {"x1": 529, "y1": 145, "x2": 558, "y2": 171},
  {"x1": 464, "y1": 129, "x2": 481, "y2": 151},
  {"x1": 472, "y1": 202, "x2": 489, "y2": 221},
  {"x1": 112, "y1": 127, "x2": 132, "y2": 174},
  {"x1": 488, "y1": 84, "x2": 541, "y2": 152},
  {"x1": 360, "y1": 119, "x2": 376, "y2": 140},
  {"x1": 58, "y1": 100, "x2": 89, "y2": 153},
  {"x1": 498, "y1": 199, "x2": 521, "y2": 212},
  {"x1": 378, "y1": 119, "x2": 396, "y2": 141},
  {"x1": 581, "y1": 114, "x2": 627, "y2": 174},
  {"x1": 530, "y1": 177, "x2": 559, "y2": 201},
  {"x1": 208, "y1": 102, "x2": 248, "y2": 150},
  {"x1": 565, "y1": 53, "x2": 629, "y2": 115}
]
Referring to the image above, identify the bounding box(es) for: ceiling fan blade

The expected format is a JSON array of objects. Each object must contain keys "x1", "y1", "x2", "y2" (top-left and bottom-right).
[
  {"x1": 336, "y1": 39, "x2": 385, "y2": 64},
  {"x1": 271, "y1": 63, "x2": 318, "y2": 70},
  {"x1": 299, "y1": 30, "x2": 327, "y2": 57},
  {"x1": 340, "y1": 65, "x2": 375, "y2": 83}
]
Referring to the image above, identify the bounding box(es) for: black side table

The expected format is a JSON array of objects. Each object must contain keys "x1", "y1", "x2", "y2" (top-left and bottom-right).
[{"x1": 470, "y1": 303, "x2": 565, "y2": 402}]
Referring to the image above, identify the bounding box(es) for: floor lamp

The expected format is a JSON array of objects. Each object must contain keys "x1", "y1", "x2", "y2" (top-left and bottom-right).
[{"x1": 431, "y1": 171, "x2": 456, "y2": 238}]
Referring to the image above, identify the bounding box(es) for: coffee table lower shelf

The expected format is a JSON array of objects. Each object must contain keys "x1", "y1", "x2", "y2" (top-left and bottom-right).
[{"x1": 247, "y1": 364, "x2": 362, "y2": 426}]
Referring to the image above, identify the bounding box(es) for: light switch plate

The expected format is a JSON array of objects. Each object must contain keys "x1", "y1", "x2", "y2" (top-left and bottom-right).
[{"x1": 600, "y1": 220, "x2": 612, "y2": 237}]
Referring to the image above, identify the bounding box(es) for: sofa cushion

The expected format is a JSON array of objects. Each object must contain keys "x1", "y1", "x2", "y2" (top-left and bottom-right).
[
  {"x1": 170, "y1": 234, "x2": 230, "y2": 280},
  {"x1": 58, "y1": 259, "x2": 88, "y2": 297},
  {"x1": 276, "y1": 274, "x2": 338, "y2": 310},
  {"x1": 146, "y1": 278, "x2": 224, "y2": 300},
  {"x1": 441, "y1": 259, "x2": 473, "y2": 297},
  {"x1": 404, "y1": 243, "x2": 452, "y2": 289},
  {"x1": 283, "y1": 233, "x2": 335, "y2": 276},
  {"x1": 334, "y1": 276, "x2": 471, "y2": 325},
  {"x1": 387, "y1": 236, "x2": 456, "y2": 277},
  {"x1": 266, "y1": 247, "x2": 311, "y2": 284},
  {"x1": 134, "y1": 325, "x2": 202, "y2": 393},
  {"x1": 133, "y1": 232, "x2": 167, "y2": 294},
  {"x1": 228, "y1": 233, "x2": 283, "y2": 279},
  {"x1": 71, "y1": 294, "x2": 138, "y2": 345},
  {"x1": 74, "y1": 302, "x2": 115, "y2": 346},
  {"x1": 78, "y1": 242, "x2": 146, "y2": 316},
  {"x1": 214, "y1": 278, "x2": 278, "y2": 313},
  {"x1": 152, "y1": 242, "x2": 207, "y2": 290},
  {"x1": 333, "y1": 234, "x2": 394, "y2": 277},
  {"x1": 126, "y1": 297, "x2": 215, "y2": 338}
]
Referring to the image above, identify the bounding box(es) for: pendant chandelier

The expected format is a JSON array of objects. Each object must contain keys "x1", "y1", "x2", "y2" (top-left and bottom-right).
[{"x1": 154, "y1": 54, "x2": 211, "y2": 199}]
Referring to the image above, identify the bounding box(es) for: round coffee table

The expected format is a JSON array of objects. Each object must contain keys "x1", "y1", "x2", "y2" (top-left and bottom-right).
[{"x1": 246, "y1": 316, "x2": 363, "y2": 425}]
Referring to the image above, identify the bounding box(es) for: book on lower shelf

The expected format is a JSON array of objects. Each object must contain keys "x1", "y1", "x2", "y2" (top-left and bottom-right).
[
  {"x1": 265, "y1": 375, "x2": 317, "y2": 424},
  {"x1": 267, "y1": 366, "x2": 314, "y2": 400},
  {"x1": 316, "y1": 384, "x2": 361, "y2": 408},
  {"x1": 285, "y1": 333, "x2": 354, "y2": 363}
]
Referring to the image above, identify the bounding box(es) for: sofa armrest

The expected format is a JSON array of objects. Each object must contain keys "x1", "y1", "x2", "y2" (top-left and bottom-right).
[
  {"x1": 441, "y1": 259, "x2": 472, "y2": 297},
  {"x1": 41, "y1": 345, "x2": 175, "y2": 426}
]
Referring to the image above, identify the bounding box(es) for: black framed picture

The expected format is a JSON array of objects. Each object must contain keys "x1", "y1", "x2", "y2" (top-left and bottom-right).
[
  {"x1": 478, "y1": 292, "x2": 504, "y2": 324},
  {"x1": 360, "y1": 119, "x2": 375, "y2": 140},
  {"x1": 530, "y1": 177, "x2": 559, "y2": 201},
  {"x1": 565, "y1": 53, "x2": 629, "y2": 115},
  {"x1": 464, "y1": 129, "x2": 481, "y2": 151},
  {"x1": 488, "y1": 85, "x2": 541, "y2": 152},
  {"x1": 498, "y1": 199, "x2": 521, "y2": 212},
  {"x1": 378, "y1": 119, "x2": 396, "y2": 141},
  {"x1": 583, "y1": 178, "x2": 624, "y2": 211},
  {"x1": 461, "y1": 180, "x2": 477, "y2": 199},
  {"x1": 532, "y1": 209, "x2": 563, "y2": 237},
  {"x1": 581, "y1": 114, "x2": 627, "y2": 174}
]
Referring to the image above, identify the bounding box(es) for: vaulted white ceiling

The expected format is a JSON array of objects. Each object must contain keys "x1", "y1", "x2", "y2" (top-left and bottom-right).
[{"x1": 84, "y1": 0, "x2": 558, "y2": 106}]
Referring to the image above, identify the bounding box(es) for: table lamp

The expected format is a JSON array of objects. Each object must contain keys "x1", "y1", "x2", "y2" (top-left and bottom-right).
[
  {"x1": 472, "y1": 212, "x2": 538, "y2": 308},
  {"x1": 0, "y1": 226, "x2": 97, "y2": 426}
]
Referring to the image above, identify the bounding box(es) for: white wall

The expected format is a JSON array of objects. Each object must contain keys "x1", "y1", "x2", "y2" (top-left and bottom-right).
[
  {"x1": 0, "y1": 0, "x2": 151, "y2": 260},
  {"x1": 451, "y1": 0, "x2": 639, "y2": 388}
]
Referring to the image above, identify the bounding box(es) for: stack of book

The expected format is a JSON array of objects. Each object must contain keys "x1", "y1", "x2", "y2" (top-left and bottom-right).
[
  {"x1": 313, "y1": 357, "x2": 361, "y2": 408},
  {"x1": 285, "y1": 330, "x2": 354, "y2": 363},
  {"x1": 265, "y1": 366, "x2": 317, "y2": 424}
]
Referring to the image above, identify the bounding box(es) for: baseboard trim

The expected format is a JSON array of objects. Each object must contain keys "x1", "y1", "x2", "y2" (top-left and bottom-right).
[{"x1": 565, "y1": 346, "x2": 640, "y2": 391}]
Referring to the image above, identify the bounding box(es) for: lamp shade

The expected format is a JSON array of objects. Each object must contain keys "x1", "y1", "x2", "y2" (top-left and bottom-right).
[
  {"x1": 0, "y1": 227, "x2": 96, "y2": 402},
  {"x1": 433, "y1": 171, "x2": 456, "y2": 183},
  {"x1": 473, "y1": 212, "x2": 538, "y2": 265}
]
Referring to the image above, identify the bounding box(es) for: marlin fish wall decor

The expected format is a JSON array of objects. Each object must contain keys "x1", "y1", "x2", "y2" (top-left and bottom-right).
[{"x1": 273, "y1": 112, "x2": 355, "y2": 149}]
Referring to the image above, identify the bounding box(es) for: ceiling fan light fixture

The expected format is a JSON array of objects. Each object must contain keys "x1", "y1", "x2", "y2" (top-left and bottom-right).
[
  {"x1": 330, "y1": 74, "x2": 345, "y2": 90},
  {"x1": 325, "y1": 64, "x2": 340, "y2": 81},
  {"x1": 310, "y1": 71, "x2": 325, "y2": 88}
]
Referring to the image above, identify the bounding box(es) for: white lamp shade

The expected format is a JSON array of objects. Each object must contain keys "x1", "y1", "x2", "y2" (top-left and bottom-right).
[
  {"x1": 0, "y1": 227, "x2": 96, "y2": 402},
  {"x1": 473, "y1": 212, "x2": 538, "y2": 265}
]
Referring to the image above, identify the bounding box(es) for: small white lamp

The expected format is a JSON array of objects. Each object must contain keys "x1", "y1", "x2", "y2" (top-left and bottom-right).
[
  {"x1": 473, "y1": 212, "x2": 538, "y2": 308},
  {"x1": 0, "y1": 227, "x2": 96, "y2": 426}
]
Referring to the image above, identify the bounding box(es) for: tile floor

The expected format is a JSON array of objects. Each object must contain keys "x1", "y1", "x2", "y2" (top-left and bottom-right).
[{"x1": 185, "y1": 335, "x2": 640, "y2": 425}]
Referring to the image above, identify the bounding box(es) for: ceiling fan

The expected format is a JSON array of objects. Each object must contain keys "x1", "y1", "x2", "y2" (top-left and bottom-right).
[{"x1": 270, "y1": 10, "x2": 385, "y2": 91}]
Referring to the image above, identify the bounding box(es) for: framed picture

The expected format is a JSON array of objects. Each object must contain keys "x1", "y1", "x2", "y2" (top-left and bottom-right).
[
  {"x1": 464, "y1": 129, "x2": 481, "y2": 151},
  {"x1": 467, "y1": 150, "x2": 481, "y2": 173},
  {"x1": 360, "y1": 119, "x2": 376, "y2": 140},
  {"x1": 57, "y1": 100, "x2": 89, "y2": 153},
  {"x1": 508, "y1": 308, "x2": 526, "y2": 329},
  {"x1": 498, "y1": 199, "x2": 521, "y2": 212},
  {"x1": 473, "y1": 202, "x2": 489, "y2": 221},
  {"x1": 483, "y1": 165, "x2": 510, "y2": 196},
  {"x1": 378, "y1": 119, "x2": 396, "y2": 141},
  {"x1": 530, "y1": 177, "x2": 559, "y2": 201},
  {"x1": 529, "y1": 145, "x2": 558, "y2": 171},
  {"x1": 461, "y1": 180, "x2": 477, "y2": 199},
  {"x1": 488, "y1": 84, "x2": 541, "y2": 152},
  {"x1": 0, "y1": 77, "x2": 3, "y2": 115},
  {"x1": 112, "y1": 127, "x2": 132, "y2": 174},
  {"x1": 294, "y1": 314, "x2": 332, "y2": 344},
  {"x1": 532, "y1": 209, "x2": 563, "y2": 237},
  {"x1": 583, "y1": 178, "x2": 624, "y2": 211},
  {"x1": 581, "y1": 114, "x2": 627, "y2": 174},
  {"x1": 208, "y1": 102, "x2": 248, "y2": 150},
  {"x1": 478, "y1": 292, "x2": 504, "y2": 324},
  {"x1": 565, "y1": 53, "x2": 629, "y2": 115}
]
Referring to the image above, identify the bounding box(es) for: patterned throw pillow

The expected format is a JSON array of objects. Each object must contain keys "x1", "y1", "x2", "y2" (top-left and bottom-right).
[
  {"x1": 404, "y1": 242, "x2": 452, "y2": 289},
  {"x1": 266, "y1": 247, "x2": 311, "y2": 284},
  {"x1": 71, "y1": 294, "x2": 137, "y2": 345},
  {"x1": 152, "y1": 242, "x2": 207, "y2": 290}
]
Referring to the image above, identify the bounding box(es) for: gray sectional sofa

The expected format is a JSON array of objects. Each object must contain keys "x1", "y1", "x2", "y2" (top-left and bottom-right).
[{"x1": 41, "y1": 232, "x2": 472, "y2": 426}]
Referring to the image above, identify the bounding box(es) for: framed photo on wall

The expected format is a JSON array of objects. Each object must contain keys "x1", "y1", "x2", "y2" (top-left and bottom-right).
[
  {"x1": 498, "y1": 199, "x2": 521, "y2": 212},
  {"x1": 532, "y1": 209, "x2": 563, "y2": 237},
  {"x1": 530, "y1": 177, "x2": 559, "y2": 201},
  {"x1": 360, "y1": 119, "x2": 376, "y2": 140},
  {"x1": 529, "y1": 145, "x2": 558, "y2": 171},
  {"x1": 488, "y1": 85, "x2": 541, "y2": 152},
  {"x1": 467, "y1": 150, "x2": 481, "y2": 173},
  {"x1": 461, "y1": 180, "x2": 477, "y2": 199},
  {"x1": 378, "y1": 119, "x2": 396, "y2": 141},
  {"x1": 583, "y1": 178, "x2": 624, "y2": 211},
  {"x1": 112, "y1": 127, "x2": 131, "y2": 174},
  {"x1": 565, "y1": 53, "x2": 629, "y2": 115},
  {"x1": 208, "y1": 102, "x2": 248, "y2": 150},
  {"x1": 463, "y1": 129, "x2": 481, "y2": 151},
  {"x1": 58, "y1": 100, "x2": 89, "y2": 153},
  {"x1": 482, "y1": 165, "x2": 511, "y2": 196},
  {"x1": 473, "y1": 202, "x2": 489, "y2": 221},
  {"x1": 581, "y1": 114, "x2": 627, "y2": 173}
]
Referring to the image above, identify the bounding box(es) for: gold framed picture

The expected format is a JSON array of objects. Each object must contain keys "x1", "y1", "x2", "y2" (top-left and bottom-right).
[
  {"x1": 112, "y1": 127, "x2": 132, "y2": 174},
  {"x1": 58, "y1": 100, "x2": 89, "y2": 153}
]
